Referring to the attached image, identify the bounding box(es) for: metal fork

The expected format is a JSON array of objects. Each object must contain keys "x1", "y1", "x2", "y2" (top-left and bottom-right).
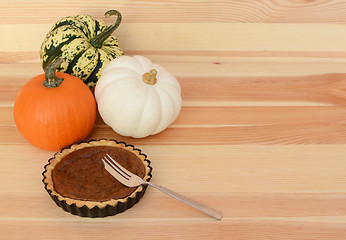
[{"x1": 102, "y1": 154, "x2": 223, "y2": 220}]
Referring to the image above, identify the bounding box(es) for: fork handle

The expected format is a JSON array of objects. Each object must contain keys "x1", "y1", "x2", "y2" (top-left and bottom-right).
[{"x1": 146, "y1": 182, "x2": 223, "y2": 220}]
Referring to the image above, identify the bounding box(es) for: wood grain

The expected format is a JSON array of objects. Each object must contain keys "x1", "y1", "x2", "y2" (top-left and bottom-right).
[
  {"x1": 3, "y1": 0, "x2": 346, "y2": 24},
  {"x1": 3, "y1": 23, "x2": 346, "y2": 54},
  {"x1": 2, "y1": 1, "x2": 346, "y2": 239}
]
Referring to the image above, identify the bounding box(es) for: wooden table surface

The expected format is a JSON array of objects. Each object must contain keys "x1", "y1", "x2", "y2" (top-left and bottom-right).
[{"x1": 2, "y1": 1, "x2": 346, "y2": 239}]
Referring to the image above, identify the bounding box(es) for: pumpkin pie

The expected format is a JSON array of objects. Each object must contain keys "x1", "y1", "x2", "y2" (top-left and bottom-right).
[{"x1": 42, "y1": 139, "x2": 152, "y2": 217}]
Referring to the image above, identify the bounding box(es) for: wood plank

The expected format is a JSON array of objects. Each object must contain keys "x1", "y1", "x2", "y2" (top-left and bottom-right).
[
  {"x1": 180, "y1": 75, "x2": 343, "y2": 105},
  {"x1": 3, "y1": 23, "x2": 346, "y2": 53},
  {"x1": 1, "y1": 218, "x2": 346, "y2": 240},
  {"x1": 4, "y1": 105, "x2": 346, "y2": 127},
  {"x1": 1, "y1": 191, "x2": 346, "y2": 219},
  {"x1": 5, "y1": 51, "x2": 346, "y2": 64},
  {"x1": 1, "y1": 144, "x2": 346, "y2": 193},
  {"x1": 4, "y1": 103, "x2": 346, "y2": 146},
  {"x1": 3, "y1": 119, "x2": 346, "y2": 145},
  {"x1": 2, "y1": 0, "x2": 346, "y2": 24},
  {"x1": 3, "y1": 60, "x2": 346, "y2": 80},
  {"x1": 175, "y1": 106, "x2": 346, "y2": 126},
  {"x1": 4, "y1": 69, "x2": 346, "y2": 107},
  {"x1": 0, "y1": 191, "x2": 226, "y2": 219},
  {"x1": 0, "y1": 125, "x2": 326, "y2": 145},
  {"x1": 0, "y1": 219, "x2": 232, "y2": 240}
]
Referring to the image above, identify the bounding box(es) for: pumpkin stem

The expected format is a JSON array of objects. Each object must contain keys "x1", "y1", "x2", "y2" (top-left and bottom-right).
[
  {"x1": 90, "y1": 10, "x2": 122, "y2": 48},
  {"x1": 142, "y1": 69, "x2": 158, "y2": 85},
  {"x1": 43, "y1": 58, "x2": 64, "y2": 88}
]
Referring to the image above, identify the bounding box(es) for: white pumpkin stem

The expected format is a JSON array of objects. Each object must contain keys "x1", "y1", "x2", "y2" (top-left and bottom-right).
[{"x1": 142, "y1": 69, "x2": 158, "y2": 85}]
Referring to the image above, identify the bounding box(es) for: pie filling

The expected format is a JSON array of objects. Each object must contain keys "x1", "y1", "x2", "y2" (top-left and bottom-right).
[{"x1": 52, "y1": 146, "x2": 146, "y2": 202}]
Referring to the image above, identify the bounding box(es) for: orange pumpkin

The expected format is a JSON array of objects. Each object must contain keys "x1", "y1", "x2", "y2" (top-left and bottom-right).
[{"x1": 13, "y1": 58, "x2": 97, "y2": 151}]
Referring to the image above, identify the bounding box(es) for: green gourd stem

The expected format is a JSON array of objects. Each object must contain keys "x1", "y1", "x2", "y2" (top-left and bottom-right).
[
  {"x1": 43, "y1": 58, "x2": 64, "y2": 88},
  {"x1": 142, "y1": 69, "x2": 158, "y2": 85},
  {"x1": 90, "y1": 10, "x2": 122, "y2": 48}
]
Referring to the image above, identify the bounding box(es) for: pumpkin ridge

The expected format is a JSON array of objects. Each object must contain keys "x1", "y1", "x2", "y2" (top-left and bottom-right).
[
  {"x1": 59, "y1": 87, "x2": 93, "y2": 141},
  {"x1": 151, "y1": 88, "x2": 164, "y2": 134},
  {"x1": 52, "y1": 20, "x2": 89, "y2": 39},
  {"x1": 41, "y1": 24, "x2": 89, "y2": 69},
  {"x1": 102, "y1": 37, "x2": 120, "y2": 47},
  {"x1": 84, "y1": 52, "x2": 103, "y2": 87},
  {"x1": 152, "y1": 83, "x2": 179, "y2": 131},
  {"x1": 75, "y1": 15, "x2": 96, "y2": 39},
  {"x1": 93, "y1": 20, "x2": 103, "y2": 37},
  {"x1": 132, "y1": 83, "x2": 150, "y2": 136},
  {"x1": 70, "y1": 48, "x2": 99, "y2": 82},
  {"x1": 101, "y1": 43, "x2": 123, "y2": 58},
  {"x1": 42, "y1": 36, "x2": 81, "y2": 70},
  {"x1": 65, "y1": 48, "x2": 88, "y2": 74},
  {"x1": 59, "y1": 39, "x2": 90, "y2": 71}
]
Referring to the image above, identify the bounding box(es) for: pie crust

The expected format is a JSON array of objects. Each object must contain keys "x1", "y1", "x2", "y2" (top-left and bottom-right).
[{"x1": 42, "y1": 139, "x2": 152, "y2": 217}]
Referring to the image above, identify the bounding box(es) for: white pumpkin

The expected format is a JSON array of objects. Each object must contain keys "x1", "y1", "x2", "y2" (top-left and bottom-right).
[{"x1": 95, "y1": 55, "x2": 182, "y2": 138}]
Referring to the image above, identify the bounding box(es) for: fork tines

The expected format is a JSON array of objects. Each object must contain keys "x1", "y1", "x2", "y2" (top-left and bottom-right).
[{"x1": 103, "y1": 154, "x2": 131, "y2": 180}]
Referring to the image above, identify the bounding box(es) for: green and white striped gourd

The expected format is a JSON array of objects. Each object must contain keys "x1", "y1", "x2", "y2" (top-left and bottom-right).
[{"x1": 40, "y1": 10, "x2": 123, "y2": 90}]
